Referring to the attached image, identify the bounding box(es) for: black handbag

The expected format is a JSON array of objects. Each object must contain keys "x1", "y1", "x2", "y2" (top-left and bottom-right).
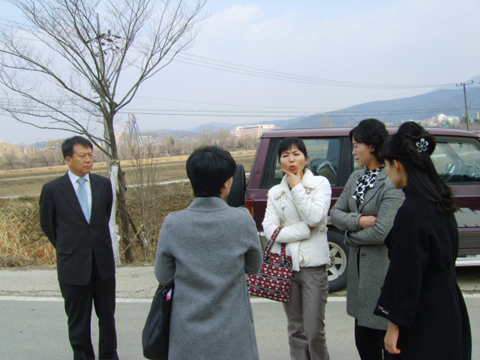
[{"x1": 142, "y1": 283, "x2": 174, "y2": 360}]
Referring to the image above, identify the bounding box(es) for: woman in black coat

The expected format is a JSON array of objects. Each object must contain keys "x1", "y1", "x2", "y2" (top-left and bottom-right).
[{"x1": 374, "y1": 122, "x2": 471, "y2": 359}]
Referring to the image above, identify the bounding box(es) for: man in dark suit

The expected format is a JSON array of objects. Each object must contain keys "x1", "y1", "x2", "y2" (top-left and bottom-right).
[{"x1": 40, "y1": 136, "x2": 119, "y2": 360}]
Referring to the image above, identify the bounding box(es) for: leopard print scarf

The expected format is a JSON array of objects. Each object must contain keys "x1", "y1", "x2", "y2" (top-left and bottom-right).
[{"x1": 352, "y1": 166, "x2": 385, "y2": 204}]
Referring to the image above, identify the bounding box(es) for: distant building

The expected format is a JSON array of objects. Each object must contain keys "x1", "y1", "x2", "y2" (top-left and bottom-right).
[
  {"x1": 232, "y1": 124, "x2": 276, "y2": 138},
  {"x1": 436, "y1": 113, "x2": 460, "y2": 126},
  {"x1": 419, "y1": 114, "x2": 461, "y2": 127}
]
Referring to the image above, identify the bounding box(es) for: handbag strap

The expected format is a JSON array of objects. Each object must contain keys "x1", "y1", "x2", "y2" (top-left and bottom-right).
[
  {"x1": 264, "y1": 226, "x2": 284, "y2": 253},
  {"x1": 280, "y1": 241, "x2": 287, "y2": 259},
  {"x1": 264, "y1": 227, "x2": 290, "y2": 266},
  {"x1": 157, "y1": 283, "x2": 174, "y2": 300}
]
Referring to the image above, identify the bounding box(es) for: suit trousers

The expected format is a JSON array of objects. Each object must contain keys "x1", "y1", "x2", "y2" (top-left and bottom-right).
[
  {"x1": 283, "y1": 266, "x2": 330, "y2": 360},
  {"x1": 60, "y1": 260, "x2": 118, "y2": 360}
]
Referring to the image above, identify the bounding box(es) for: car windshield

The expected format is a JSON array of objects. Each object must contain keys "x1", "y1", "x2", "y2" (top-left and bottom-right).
[
  {"x1": 351, "y1": 135, "x2": 480, "y2": 183},
  {"x1": 433, "y1": 136, "x2": 480, "y2": 183}
]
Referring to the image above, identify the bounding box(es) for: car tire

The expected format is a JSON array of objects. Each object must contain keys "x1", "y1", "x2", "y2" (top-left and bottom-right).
[
  {"x1": 327, "y1": 229, "x2": 349, "y2": 292},
  {"x1": 226, "y1": 164, "x2": 246, "y2": 207}
]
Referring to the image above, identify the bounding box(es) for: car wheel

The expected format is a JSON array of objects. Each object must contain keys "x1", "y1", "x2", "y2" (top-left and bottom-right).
[
  {"x1": 226, "y1": 164, "x2": 246, "y2": 207},
  {"x1": 327, "y1": 230, "x2": 348, "y2": 292}
]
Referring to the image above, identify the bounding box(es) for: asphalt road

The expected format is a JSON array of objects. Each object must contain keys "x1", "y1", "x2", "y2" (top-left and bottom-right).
[
  {"x1": 1, "y1": 266, "x2": 479, "y2": 360},
  {"x1": 1, "y1": 296, "x2": 479, "y2": 360}
]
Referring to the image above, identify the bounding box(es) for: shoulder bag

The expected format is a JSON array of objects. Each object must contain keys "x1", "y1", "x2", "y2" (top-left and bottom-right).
[
  {"x1": 142, "y1": 283, "x2": 174, "y2": 360},
  {"x1": 246, "y1": 227, "x2": 292, "y2": 302}
]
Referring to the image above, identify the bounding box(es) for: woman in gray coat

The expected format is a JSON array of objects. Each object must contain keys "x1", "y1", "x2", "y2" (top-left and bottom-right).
[
  {"x1": 154, "y1": 146, "x2": 263, "y2": 360},
  {"x1": 330, "y1": 119, "x2": 404, "y2": 360}
]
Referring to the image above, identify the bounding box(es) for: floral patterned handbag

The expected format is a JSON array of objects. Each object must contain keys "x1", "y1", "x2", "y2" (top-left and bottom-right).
[{"x1": 246, "y1": 227, "x2": 292, "y2": 302}]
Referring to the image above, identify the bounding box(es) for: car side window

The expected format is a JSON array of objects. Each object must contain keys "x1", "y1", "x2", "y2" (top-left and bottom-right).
[
  {"x1": 263, "y1": 138, "x2": 341, "y2": 188},
  {"x1": 432, "y1": 136, "x2": 480, "y2": 183}
]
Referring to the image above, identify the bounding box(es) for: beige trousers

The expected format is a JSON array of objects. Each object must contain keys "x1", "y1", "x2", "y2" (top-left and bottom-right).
[{"x1": 283, "y1": 265, "x2": 330, "y2": 360}]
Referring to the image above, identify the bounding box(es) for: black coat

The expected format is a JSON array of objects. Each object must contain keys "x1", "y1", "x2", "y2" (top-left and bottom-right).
[
  {"x1": 374, "y1": 187, "x2": 471, "y2": 360},
  {"x1": 40, "y1": 173, "x2": 115, "y2": 286}
]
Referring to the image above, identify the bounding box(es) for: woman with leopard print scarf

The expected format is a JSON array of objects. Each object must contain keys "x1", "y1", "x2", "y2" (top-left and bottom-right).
[{"x1": 330, "y1": 118, "x2": 405, "y2": 360}]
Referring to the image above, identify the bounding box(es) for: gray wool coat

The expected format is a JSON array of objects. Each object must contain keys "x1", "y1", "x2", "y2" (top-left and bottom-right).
[
  {"x1": 330, "y1": 169, "x2": 404, "y2": 330},
  {"x1": 154, "y1": 197, "x2": 263, "y2": 360}
]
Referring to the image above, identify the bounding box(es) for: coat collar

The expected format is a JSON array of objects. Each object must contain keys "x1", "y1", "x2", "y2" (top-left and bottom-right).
[
  {"x1": 187, "y1": 196, "x2": 229, "y2": 211},
  {"x1": 274, "y1": 168, "x2": 316, "y2": 200}
]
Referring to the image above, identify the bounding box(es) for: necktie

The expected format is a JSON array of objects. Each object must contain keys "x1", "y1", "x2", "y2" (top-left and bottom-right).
[{"x1": 77, "y1": 178, "x2": 90, "y2": 223}]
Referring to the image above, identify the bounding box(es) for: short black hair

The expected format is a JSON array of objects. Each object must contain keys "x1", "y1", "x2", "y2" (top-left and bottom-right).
[
  {"x1": 186, "y1": 146, "x2": 236, "y2": 197},
  {"x1": 349, "y1": 118, "x2": 388, "y2": 161},
  {"x1": 62, "y1": 136, "x2": 93, "y2": 159},
  {"x1": 277, "y1": 137, "x2": 308, "y2": 163}
]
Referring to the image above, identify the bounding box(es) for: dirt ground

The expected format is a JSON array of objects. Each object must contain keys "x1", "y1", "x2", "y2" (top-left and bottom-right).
[{"x1": 0, "y1": 150, "x2": 255, "y2": 198}]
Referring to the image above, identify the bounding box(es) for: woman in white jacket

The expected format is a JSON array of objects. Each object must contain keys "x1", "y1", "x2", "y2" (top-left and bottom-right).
[{"x1": 263, "y1": 137, "x2": 332, "y2": 360}]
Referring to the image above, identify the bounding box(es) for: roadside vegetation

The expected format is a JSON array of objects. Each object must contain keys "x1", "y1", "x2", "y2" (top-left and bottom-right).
[
  {"x1": 0, "y1": 151, "x2": 255, "y2": 267},
  {"x1": 0, "y1": 197, "x2": 52, "y2": 267}
]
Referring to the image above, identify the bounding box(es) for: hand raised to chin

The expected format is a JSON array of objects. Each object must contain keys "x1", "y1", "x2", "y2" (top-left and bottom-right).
[{"x1": 282, "y1": 166, "x2": 304, "y2": 189}]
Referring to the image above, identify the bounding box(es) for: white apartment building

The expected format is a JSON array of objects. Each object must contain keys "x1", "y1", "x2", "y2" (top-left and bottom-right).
[
  {"x1": 436, "y1": 113, "x2": 461, "y2": 126},
  {"x1": 232, "y1": 124, "x2": 276, "y2": 138}
]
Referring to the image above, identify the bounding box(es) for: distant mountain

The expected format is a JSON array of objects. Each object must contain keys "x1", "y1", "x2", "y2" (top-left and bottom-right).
[
  {"x1": 148, "y1": 129, "x2": 199, "y2": 138},
  {"x1": 192, "y1": 122, "x2": 237, "y2": 132},
  {"x1": 147, "y1": 83, "x2": 480, "y2": 134},
  {"x1": 190, "y1": 116, "x2": 312, "y2": 132},
  {"x1": 288, "y1": 87, "x2": 480, "y2": 128}
]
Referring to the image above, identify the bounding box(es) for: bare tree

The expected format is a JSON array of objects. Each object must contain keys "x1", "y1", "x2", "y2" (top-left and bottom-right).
[
  {"x1": 216, "y1": 129, "x2": 235, "y2": 149},
  {"x1": 237, "y1": 136, "x2": 259, "y2": 150},
  {"x1": 197, "y1": 128, "x2": 215, "y2": 146},
  {"x1": 124, "y1": 117, "x2": 162, "y2": 256},
  {"x1": 3, "y1": 151, "x2": 18, "y2": 170},
  {"x1": 0, "y1": 0, "x2": 205, "y2": 262}
]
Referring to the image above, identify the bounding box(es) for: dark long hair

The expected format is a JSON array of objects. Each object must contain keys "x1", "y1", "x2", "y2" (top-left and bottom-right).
[{"x1": 380, "y1": 122, "x2": 456, "y2": 215}]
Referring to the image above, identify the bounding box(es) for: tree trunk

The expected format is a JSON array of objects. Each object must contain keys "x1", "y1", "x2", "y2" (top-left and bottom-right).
[
  {"x1": 117, "y1": 165, "x2": 134, "y2": 263},
  {"x1": 105, "y1": 113, "x2": 134, "y2": 264}
]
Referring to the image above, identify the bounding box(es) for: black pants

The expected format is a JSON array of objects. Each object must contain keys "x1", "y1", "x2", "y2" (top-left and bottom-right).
[
  {"x1": 60, "y1": 260, "x2": 118, "y2": 360},
  {"x1": 355, "y1": 319, "x2": 395, "y2": 360}
]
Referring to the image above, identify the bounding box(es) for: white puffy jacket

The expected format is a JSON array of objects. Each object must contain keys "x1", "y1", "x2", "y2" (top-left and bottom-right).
[{"x1": 262, "y1": 169, "x2": 332, "y2": 271}]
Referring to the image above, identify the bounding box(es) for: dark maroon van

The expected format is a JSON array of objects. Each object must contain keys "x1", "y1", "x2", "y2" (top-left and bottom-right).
[{"x1": 227, "y1": 126, "x2": 480, "y2": 292}]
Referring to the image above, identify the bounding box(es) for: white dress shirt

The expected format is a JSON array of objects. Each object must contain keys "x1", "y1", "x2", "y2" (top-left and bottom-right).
[{"x1": 68, "y1": 171, "x2": 92, "y2": 213}]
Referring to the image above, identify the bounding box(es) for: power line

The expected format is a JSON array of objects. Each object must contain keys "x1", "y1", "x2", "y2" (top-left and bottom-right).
[
  {"x1": 0, "y1": 17, "x2": 460, "y2": 90},
  {"x1": 176, "y1": 53, "x2": 454, "y2": 89},
  {"x1": 0, "y1": 98, "x2": 465, "y2": 115},
  {"x1": 0, "y1": 104, "x2": 466, "y2": 118},
  {"x1": 0, "y1": 94, "x2": 339, "y2": 111},
  {"x1": 120, "y1": 108, "x2": 465, "y2": 118}
]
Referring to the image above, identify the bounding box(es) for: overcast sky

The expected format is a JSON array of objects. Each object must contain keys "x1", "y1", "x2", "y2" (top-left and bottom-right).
[{"x1": 1, "y1": 0, "x2": 480, "y2": 144}]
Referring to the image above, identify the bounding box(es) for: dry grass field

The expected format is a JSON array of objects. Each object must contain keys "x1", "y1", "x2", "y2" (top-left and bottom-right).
[
  {"x1": 0, "y1": 151, "x2": 256, "y2": 267},
  {"x1": 0, "y1": 150, "x2": 255, "y2": 198}
]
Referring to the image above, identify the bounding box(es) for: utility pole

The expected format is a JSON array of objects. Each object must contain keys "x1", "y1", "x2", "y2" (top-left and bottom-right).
[{"x1": 456, "y1": 81, "x2": 474, "y2": 131}]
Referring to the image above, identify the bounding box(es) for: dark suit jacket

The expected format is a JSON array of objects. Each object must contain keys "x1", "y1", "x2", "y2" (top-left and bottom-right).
[{"x1": 40, "y1": 173, "x2": 115, "y2": 286}]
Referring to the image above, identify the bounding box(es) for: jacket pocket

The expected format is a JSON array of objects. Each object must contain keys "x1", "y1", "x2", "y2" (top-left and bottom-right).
[{"x1": 56, "y1": 247, "x2": 73, "y2": 255}]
